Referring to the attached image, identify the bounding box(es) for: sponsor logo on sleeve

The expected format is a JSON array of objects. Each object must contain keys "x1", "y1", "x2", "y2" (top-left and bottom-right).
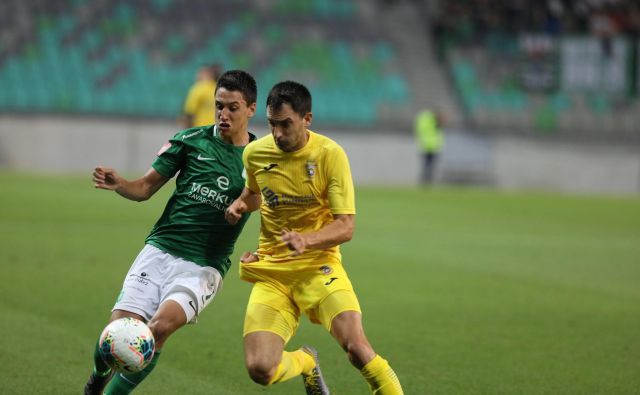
[{"x1": 182, "y1": 129, "x2": 203, "y2": 139}]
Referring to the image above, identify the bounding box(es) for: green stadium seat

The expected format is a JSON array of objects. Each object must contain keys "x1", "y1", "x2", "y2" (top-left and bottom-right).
[
  {"x1": 0, "y1": 0, "x2": 409, "y2": 126},
  {"x1": 151, "y1": 0, "x2": 173, "y2": 12},
  {"x1": 165, "y1": 34, "x2": 185, "y2": 55},
  {"x1": 373, "y1": 42, "x2": 394, "y2": 62}
]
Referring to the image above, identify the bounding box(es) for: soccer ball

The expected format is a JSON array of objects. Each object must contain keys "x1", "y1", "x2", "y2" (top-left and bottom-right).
[{"x1": 98, "y1": 317, "x2": 156, "y2": 373}]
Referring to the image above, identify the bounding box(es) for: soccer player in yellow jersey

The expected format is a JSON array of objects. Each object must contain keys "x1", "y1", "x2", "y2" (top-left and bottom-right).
[
  {"x1": 225, "y1": 81, "x2": 404, "y2": 395},
  {"x1": 181, "y1": 63, "x2": 221, "y2": 128}
]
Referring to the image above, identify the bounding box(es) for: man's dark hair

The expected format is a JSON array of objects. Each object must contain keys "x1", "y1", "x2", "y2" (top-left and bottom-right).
[
  {"x1": 215, "y1": 70, "x2": 257, "y2": 105},
  {"x1": 266, "y1": 81, "x2": 312, "y2": 117}
]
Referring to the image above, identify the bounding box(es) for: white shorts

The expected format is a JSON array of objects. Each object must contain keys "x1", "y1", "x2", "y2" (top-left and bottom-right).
[{"x1": 113, "y1": 244, "x2": 223, "y2": 324}]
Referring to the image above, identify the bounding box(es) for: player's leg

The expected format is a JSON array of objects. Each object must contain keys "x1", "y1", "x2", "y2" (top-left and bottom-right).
[
  {"x1": 326, "y1": 298, "x2": 404, "y2": 395},
  {"x1": 84, "y1": 245, "x2": 163, "y2": 395},
  {"x1": 147, "y1": 298, "x2": 190, "y2": 348},
  {"x1": 307, "y1": 263, "x2": 403, "y2": 394},
  {"x1": 103, "y1": 300, "x2": 187, "y2": 395},
  {"x1": 243, "y1": 282, "x2": 317, "y2": 387},
  {"x1": 105, "y1": 258, "x2": 222, "y2": 394},
  {"x1": 330, "y1": 309, "x2": 375, "y2": 368},
  {"x1": 244, "y1": 330, "x2": 286, "y2": 384},
  {"x1": 244, "y1": 323, "x2": 319, "y2": 388},
  {"x1": 84, "y1": 310, "x2": 145, "y2": 395}
]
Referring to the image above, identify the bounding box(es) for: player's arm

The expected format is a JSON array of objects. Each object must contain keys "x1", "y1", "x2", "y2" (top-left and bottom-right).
[
  {"x1": 225, "y1": 186, "x2": 262, "y2": 225},
  {"x1": 282, "y1": 214, "x2": 354, "y2": 256},
  {"x1": 93, "y1": 166, "x2": 169, "y2": 202}
]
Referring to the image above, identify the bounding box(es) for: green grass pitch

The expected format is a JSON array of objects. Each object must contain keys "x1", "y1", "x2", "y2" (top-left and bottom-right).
[{"x1": 1, "y1": 171, "x2": 639, "y2": 394}]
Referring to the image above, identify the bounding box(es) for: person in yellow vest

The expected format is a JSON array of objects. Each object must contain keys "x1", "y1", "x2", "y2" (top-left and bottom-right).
[
  {"x1": 415, "y1": 109, "x2": 445, "y2": 184},
  {"x1": 181, "y1": 64, "x2": 222, "y2": 128}
]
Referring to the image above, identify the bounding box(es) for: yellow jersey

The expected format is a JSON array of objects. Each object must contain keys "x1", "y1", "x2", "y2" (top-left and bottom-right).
[
  {"x1": 242, "y1": 130, "x2": 356, "y2": 273},
  {"x1": 183, "y1": 79, "x2": 216, "y2": 127}
]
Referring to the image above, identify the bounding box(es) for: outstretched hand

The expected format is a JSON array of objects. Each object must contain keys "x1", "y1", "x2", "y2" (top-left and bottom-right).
[
  {"x1": 93, "y1": 166, "x2": 121, "y2": 191},
  {"x1": 281, "y1": 229, "x2": 306, "y2": 256}
]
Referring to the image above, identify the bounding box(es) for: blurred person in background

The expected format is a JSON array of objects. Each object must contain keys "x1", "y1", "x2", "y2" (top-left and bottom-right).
[
  {"x1": 590, "y1": 4, "x2": 618, "y2": 57},
  {"x1": 180, "y1": 63, "x2": 222, "y2": 128},
  {"x1": 415, "y1": 108, "x2": 445, "y2": 184},
  {"x1": 84, "y1": 70, "x2": 257, "y2": 395},
  {"x1": 225, "y1": 80, "x2": 404, "y2": 395}
]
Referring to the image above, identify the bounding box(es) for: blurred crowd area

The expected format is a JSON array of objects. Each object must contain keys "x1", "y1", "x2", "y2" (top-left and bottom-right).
[
  {"x1": 0, "y1": 0, "x2": 409, "y2": 127},
  {"x1": 432, "y1": 0, "x2": 640, "y2": 45},
  {"x1": 1, "y1": 0, "x2": 638, "y2": 138},
  {"x1": 429, "y1": 0, "x2": 640, "y2": 137}
]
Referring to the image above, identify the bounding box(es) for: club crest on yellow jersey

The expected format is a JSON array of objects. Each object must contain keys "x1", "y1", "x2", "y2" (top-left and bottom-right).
[
  {"x1": 306, "y1": 160, "x2": 317, "y2": 177},
  {"x1": 320, "y1": 265, "x2": 333, "y2": 274}
]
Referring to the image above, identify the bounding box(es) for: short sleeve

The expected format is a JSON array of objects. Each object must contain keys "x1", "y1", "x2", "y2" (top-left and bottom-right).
[
  {"x1": 325, "y1": 145, "x2": 356, "y2": 215},
  {"x1": 151, "y1": 135, "x2": 185, "y2": 178}
]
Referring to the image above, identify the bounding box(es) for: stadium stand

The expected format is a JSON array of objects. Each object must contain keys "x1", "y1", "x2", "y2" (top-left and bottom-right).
[
  {"x1": 427, "y1": 0, "x2": 640, "y2": 138},
  {"x1": 0, "y1": 0, "x2": 412, "y2": 127},
  {"x1": 2, "y1": 0, "x2": 639, "y2": 138}
]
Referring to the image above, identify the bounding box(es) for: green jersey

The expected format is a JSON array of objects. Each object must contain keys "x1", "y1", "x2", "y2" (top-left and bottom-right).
[{"x1": 145, "y1": 125, "x2": 255, "y2": 277}]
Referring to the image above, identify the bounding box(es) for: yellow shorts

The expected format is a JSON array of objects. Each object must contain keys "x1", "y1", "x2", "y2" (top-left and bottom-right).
[{"x1": 242, "y1": 263, "x2": 361, "y2": 343}]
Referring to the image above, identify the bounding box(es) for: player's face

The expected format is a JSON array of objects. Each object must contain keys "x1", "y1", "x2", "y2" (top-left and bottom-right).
[
  {"x1": 215, "y1": 87, "x2": 256, "y2": 138},
  {"x1": 267, "y1": 103, "x2": 312, "y2": 152}
]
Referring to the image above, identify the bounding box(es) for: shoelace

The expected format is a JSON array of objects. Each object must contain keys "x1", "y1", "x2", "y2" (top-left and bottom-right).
[{"x1": 303, "y1": 371, "x2": 325, "y2": 395}]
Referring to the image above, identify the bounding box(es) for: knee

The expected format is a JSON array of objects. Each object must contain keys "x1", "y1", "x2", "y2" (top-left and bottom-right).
[
  {"x1": 147, "y1": 319, "x2": 174, "y2": 347},
  {"x1": 246, "y1": 361, "x2": 277, "y2": 386},
  {"x1": 343, "y1": 339, "x2": 375, "y2": 368}
]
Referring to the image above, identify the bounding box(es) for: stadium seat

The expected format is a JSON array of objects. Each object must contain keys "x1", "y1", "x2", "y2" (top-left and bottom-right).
[{"x1": 0, "y1": 0, "x2": 409, "y2": 126}]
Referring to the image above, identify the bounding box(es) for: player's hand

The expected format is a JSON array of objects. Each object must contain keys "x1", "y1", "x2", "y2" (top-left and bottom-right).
[
  {"x1": 225, "y1": 200, "x2": 247, "y2": 225},
  {"x1": 93, "y1": 166, "x2": 121, "y2": 190},
  {"x1": 239, "y1": 251, "x2": 259, "y2": 263},
  {"x1": 281, "y1": 229, "x2": 306, "y2": 256}
]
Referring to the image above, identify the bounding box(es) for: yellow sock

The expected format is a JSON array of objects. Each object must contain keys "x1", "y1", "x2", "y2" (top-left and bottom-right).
[
  {"x1": 360, "y1": 355, "x2": 404, "y2": 395},
  {"x1": 268, "y1": 350, "x2": 315, "y2": 385}
]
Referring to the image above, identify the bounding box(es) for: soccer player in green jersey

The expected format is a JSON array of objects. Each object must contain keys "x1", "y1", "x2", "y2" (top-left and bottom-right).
[{"x1": 84, "y1": 70, "x2": 257, "y2": 395}]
